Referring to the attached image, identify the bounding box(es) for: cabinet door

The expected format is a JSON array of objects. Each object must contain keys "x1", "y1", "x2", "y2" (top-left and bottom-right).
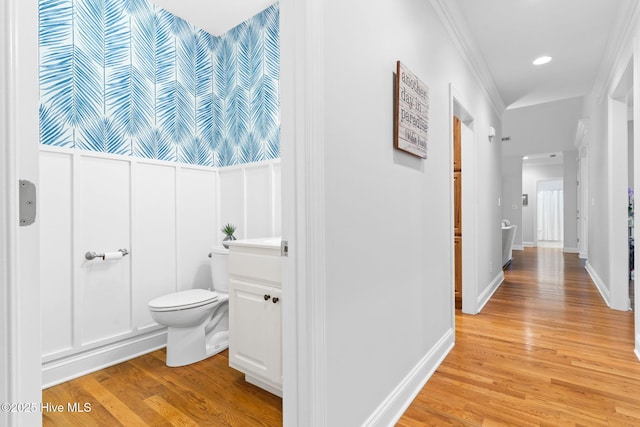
[{"x1": 229, "y1": 279, "x2": 280, "y2": 384}]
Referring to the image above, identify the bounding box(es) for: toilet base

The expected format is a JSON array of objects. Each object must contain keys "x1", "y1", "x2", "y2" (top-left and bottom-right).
[{"x1": 165, "y1": 325, "x2": 229, "y2": 367}]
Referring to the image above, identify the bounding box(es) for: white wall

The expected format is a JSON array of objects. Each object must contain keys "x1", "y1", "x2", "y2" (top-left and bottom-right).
[
  {"x1": 501, "y1": 156, "x2": 523, "y2": 248},
  {"x1": 320, "y1": 0, "x2": 503, "y2": 424},
  {"x1": 40, "y1": 146, "x2": 280, "y2": 386},
  {"x1": 580, "y1": 1, "x2": 640, "y2": 318},
  {"x1": 501, "y1": 98, "x2": 583, "y2": 254},
  {"x1": 502, "y1": 97, "x2": 584, "y2": 157},
  {"x1": 583, "y1": 92, "x2": 612, "y2": 297}
]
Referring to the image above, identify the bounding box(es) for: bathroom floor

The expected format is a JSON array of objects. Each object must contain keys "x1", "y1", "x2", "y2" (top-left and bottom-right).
[{"x1": 42, "y1": 349, "x2": 282, "y2": 426}]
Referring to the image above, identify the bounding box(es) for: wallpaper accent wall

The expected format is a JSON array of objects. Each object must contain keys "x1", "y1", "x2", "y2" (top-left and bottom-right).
[{"x1": 39, "y1": 0, "x2": 280, "y2": 167}]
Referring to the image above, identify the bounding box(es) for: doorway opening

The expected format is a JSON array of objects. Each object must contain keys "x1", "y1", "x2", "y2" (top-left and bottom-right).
[
  {"x1": 536, "y1": 179, "x2": 564, "y2": 248},
  {"x1": 521, "y1": 152, "x2": 564, "y2": 249}
]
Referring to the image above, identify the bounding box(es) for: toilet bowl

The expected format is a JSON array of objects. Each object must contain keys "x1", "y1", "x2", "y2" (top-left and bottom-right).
[{"x1": 148, "y1": 246, "x2": 229, "y2": 367}]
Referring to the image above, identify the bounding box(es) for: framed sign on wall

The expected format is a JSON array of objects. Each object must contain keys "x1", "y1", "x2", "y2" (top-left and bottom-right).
[{"x1": 394, "y1": 61, "x2": 429, "y2": 159}]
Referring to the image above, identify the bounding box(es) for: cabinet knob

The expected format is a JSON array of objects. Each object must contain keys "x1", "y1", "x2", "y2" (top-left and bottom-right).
[
  {"x1": 264, "y1": 294, "x2": 271, "y2": 301},
  {"x1": 272, "y1": 297, "x2": 279, "y2": 304}
]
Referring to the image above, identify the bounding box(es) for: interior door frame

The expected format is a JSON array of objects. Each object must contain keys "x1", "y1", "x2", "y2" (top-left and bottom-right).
[
  {"x1": 449, "y1": 84, "x2": 479, "y2": 315},
  {"x1": 2, "y1": 0, "x2": 42, "y2": 425},
  {"x1": 1, "y1": 0, "x2": 10, "y2": 423},
  {"x1": 280, "y1": 0, "x2": 327, "y2": 424}
]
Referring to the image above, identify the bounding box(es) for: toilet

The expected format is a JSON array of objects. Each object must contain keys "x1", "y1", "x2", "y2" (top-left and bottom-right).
[{"x1": 148, "y1": 246, "x2": 229, "y2": 367}]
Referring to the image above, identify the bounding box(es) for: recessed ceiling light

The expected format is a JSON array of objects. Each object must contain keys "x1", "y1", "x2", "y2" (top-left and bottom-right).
[
  {"x1": 523, "y1": 156, "x2": 529, "y2": 160},
  {"x1": 533, "y1": 56, "x2": 552, "y2": 66}
]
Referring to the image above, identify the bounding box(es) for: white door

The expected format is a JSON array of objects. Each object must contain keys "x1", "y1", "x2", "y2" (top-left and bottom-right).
[{"x1": 2, "y1": 0, "x2": 41, "y2": 425}]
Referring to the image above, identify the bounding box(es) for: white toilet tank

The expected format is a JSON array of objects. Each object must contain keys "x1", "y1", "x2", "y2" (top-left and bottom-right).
[{"x1": 210, "y1": 246, "x2": 229, "y2": 292}]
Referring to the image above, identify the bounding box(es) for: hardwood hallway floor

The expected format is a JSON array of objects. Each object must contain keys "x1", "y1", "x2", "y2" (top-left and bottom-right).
[
  {"x1": 42, "y1": 349, "x2": 282, "y2": 426},
  {"x1": 398, "y1": 247, "x2": 640, "y2": 426}
]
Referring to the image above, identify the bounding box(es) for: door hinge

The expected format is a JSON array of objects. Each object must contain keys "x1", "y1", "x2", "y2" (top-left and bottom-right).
[
  {"x1": 19, "y1": 179, "x2": 37, "y2": 226},
  {"x1": 281, "y1": 240, "x2": 289, "y2": 257}
]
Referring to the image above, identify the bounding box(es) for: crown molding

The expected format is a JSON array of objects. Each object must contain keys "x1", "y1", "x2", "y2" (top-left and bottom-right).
[
  {"x1": 428, "y1": 0, "x2": 506, "y2": 117},
  {"x1": 593, "y1": 0, "x2": 640, "y2": 104}
]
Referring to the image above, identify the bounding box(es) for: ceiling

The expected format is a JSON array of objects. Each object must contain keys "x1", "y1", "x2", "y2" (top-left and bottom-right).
[
  {"x1": 151, "y1": 0, "x2": 634, "y2": 110},
  {"x1": 150, "y1": 0, "x2": 276, "y2": 36},
  {"x1": 523, "y1": 152, "x2": 563, "y2": 167},
  {"x1": 452, "y1": 0, "x2": 633, "y2": 109}
]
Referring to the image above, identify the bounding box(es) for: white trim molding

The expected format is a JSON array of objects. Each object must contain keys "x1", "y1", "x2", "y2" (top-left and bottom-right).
[
  {"x1": 429, "y1": 0, "x2": 506, "y2": 117},
  {"x1": 1, "y1": 0, "x2": 11, "y2": 423},
  {"x1": 362, "y1": 329, "x2": 455, "y2": 427},
  {"x1": 4, "y1": 1, "x2": 42, "y2": 425},
  {"x1": 280, "y1": 0, "x2": 327, "y2": 424},
  {"x1": 477, "y1": 272, "x2": 505, "y2": 314},
  {"x1": 42, "y1": 330, "x2": 167, "y2": 388},
  {"x1": 594, "y1": 1, "x2": 640, "y2": 103},
  {"x1": 586, "y1": 261, "x2": 611, "y2": 308}
]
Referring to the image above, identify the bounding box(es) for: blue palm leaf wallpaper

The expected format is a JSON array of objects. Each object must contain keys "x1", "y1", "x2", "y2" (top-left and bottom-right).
[{"x1": 39, "y1": 0, "x2": 280, "y2": 167}]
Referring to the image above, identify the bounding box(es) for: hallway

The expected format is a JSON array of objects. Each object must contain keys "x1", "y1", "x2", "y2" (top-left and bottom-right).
[{"x1": 398, "y1": 248, "x2": 640, "y2": 426}]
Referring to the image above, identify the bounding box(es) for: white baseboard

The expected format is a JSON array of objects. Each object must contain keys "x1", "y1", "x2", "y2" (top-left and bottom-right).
[
  {"x1": 563, "y1": 247, "x2": 579, "y2": 254},
  {"x1": 477, "y1": 271, "x2": 504, "y2": 313},
  {"x1": 636, "y1": 335, "x2": 640, "y2": 362},
  {"x1": 579, "y1": 251, "x2": 587, "y2": 259},
  {"x1": 523, "y1": 242, "x2": 535, "y2": 247},
  {"x1": 512, "y1": 244, "x2": 524, "y2": 251},
  {"x1": 42, "y1": 329, "x2": 167, "y2": 389},
  {"x1": 585, "y1": 261, "x2": 611, "y2": 308},
  {"x1": 363, "y1": 328, "x2": 455, "y2": 427}
]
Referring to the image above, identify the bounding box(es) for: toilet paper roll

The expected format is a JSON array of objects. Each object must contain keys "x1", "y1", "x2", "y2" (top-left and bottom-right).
[{"x1": 103, "y1": 251, "x2": 123, "y2": 261}]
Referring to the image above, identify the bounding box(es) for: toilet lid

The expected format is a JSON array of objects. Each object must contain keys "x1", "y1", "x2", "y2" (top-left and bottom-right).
[{"x1": 148, "y1": 289, "x2": 218, "y2": 311}]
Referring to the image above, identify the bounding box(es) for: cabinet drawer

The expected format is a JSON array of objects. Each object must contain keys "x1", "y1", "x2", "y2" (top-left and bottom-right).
[{"x1": 228, "y1": 252, "x2": 281, "y2": 285}]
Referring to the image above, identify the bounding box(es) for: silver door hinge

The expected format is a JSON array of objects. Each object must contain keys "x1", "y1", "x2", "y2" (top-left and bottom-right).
[
  {"x1": 281, "y1": 240, "x2": 289, "y2": 257},
  {"x1": 19, "y1": 179, "x2": 36, "y2": 226}
]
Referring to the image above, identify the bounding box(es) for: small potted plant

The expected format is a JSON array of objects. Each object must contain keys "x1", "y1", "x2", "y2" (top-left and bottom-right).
[{"x1": 221, "y1": 223, "x2": 237, "y2": 249}]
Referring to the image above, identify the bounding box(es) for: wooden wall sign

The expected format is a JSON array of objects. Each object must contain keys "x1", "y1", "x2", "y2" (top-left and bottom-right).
[{"x1": 394, "y1": 61, "x2": 429, "y2": 158}]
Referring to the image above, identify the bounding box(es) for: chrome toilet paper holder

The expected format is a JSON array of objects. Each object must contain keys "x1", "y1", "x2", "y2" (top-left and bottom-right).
[{"x1": 85, "y1": 248, "x2": 129, "y2": 261}]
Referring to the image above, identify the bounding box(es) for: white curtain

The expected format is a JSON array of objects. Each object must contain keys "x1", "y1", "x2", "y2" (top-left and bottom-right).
[{"x1": 537, "y1": 189, "x2": 564, "y2": 241}]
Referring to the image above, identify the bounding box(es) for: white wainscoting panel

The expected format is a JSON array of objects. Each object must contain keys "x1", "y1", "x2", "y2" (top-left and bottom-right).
[
  {"x1": 39, "y1": 147, "x2": 280, "y2": 387},
  {"x1": 177, "y1": 168, "x2": 217, "y2": 292},
  {"x1": 273, "y1": 163, "x2": 282, "y2": 237},
  {"x1": 219, "y1": 168, "x2": 245, "y2": 239},
  {"x1": 245, "y1": 164, "x2": 272, "y2": 238},
  {"x1": 40, "y1": 152, "x2": 74, "y2": 357},
  {"x1": 79, "y1": 156, "x2": 132, "y2": 345},
  {"x1": 132, "y1": 163, "x2": 177, "y2": 329}
]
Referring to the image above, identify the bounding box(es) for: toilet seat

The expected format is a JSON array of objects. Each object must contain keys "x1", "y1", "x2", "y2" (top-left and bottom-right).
[{"x1": 149, "y1": 289, "x2": 218, "y2": 312}]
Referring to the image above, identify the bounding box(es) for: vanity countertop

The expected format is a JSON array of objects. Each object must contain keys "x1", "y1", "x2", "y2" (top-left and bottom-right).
[{"x1": 227, "y1": 237, "x2": 281, "y2": 250}]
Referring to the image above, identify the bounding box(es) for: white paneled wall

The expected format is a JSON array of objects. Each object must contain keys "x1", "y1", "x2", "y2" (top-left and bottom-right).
[
  {"x1": 40, "y1": 152, "x2": 73, "y2": 356},
  {"x1": 132, "y1": 163, "x2": 177, "y2": 329},
  {"x1": 40, "y1": 146, "x2": 280, "y2": 387},
  {"x1": 179, "y1": 169, "x2": 218, "y2": 292},
  {"x1": 80, "y1": 157, "x2": 132, "y2": 345}
]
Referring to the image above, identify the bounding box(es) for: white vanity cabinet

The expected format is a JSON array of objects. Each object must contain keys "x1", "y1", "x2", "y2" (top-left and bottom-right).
[{"x1": 227, "y1": 238, "x2": 282, "y2": 397}]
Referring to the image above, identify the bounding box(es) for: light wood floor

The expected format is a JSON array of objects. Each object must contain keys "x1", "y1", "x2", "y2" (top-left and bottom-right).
[
  {"x1": 398, "y1": 247, "x2": 640, "y2": 426},
  {"x1": 42, "y1": 349, "x2": 282, "y2": 426},
  {"x1": 43, "y1": 248, "x2": 640, "y2": 426}
]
